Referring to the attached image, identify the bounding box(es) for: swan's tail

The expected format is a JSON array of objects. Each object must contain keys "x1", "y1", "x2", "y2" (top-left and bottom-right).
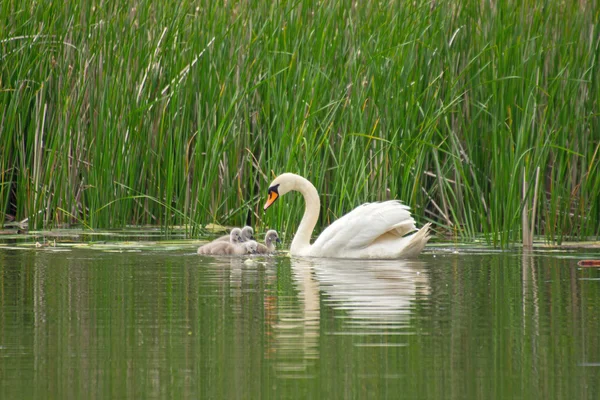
[
  {"x1": 390, "y1": 219, "x2": 417, "y2": 237},
  {"x1": 398, "y1": 223, "x2": 431, "y2": 258}
]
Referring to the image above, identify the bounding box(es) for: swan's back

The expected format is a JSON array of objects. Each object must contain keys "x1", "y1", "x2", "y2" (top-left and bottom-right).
[{"x1": 310, "y1": 201, "x2": 430, "y2": 259}]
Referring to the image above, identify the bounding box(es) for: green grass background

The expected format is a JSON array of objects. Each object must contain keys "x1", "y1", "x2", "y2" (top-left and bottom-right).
[{"x1": 1, "y1": 0, "x2": 598, "y2": 246}]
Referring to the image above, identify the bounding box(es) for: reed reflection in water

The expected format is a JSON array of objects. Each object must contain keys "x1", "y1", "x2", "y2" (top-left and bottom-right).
[{"x1": 0, "y1": 247, "x2": 598, "y2": 399}]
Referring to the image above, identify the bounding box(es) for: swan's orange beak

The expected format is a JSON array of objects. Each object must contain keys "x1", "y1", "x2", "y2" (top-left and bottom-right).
[{"x1": 263, "y1": 191, "x2": 278, "y2": 211}]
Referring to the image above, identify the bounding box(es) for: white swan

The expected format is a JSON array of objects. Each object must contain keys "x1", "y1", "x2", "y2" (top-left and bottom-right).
[
  {"x1": 214, "y1": 226, "x2": 254, "y2": 243},
  {"x1": 256, "y1": 230, "x2": 281, "y2": 254},
  {"x1": 263, "y1": 173, "x2": 431, "y2": 259}
]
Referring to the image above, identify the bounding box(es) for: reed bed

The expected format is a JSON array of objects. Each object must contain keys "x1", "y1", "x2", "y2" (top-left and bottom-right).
[{"x1": 1, "y1": 0, "x2": 598, "y2": 246}]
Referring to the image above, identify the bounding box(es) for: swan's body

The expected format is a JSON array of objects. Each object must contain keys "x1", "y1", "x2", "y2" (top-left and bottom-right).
[
  {"x1": 197, "y1": 240, "x2": 258, "y2": 255},
  {"x1": 263, "y1": 173, "x2": 430, "y2": 259},
  {"x1": 256, "y1": 230, "x2": 281, "y2": 254},
  {"x1": 214, "y1": 226, "x2": 254, "y2": 243}
]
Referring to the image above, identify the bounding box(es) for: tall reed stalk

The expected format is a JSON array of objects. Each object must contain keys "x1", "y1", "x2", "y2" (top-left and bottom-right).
[{"x1": 1, "y1": 0, "x2": 598, "y2": 246}]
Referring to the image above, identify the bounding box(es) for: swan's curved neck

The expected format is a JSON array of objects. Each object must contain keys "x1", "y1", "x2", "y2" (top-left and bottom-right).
[{"x1": 290, "y1": 176, "x2": 320, "y2": 253}]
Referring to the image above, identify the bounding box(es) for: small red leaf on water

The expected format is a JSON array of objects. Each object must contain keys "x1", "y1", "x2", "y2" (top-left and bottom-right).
[{"x1": 577, "y1": 260, "x2": 600, "y2": 267}]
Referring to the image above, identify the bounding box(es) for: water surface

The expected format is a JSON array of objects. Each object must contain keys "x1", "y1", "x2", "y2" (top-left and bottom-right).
[{"x1": 0, "y1": 244, "x2": 599, "y2": 399}]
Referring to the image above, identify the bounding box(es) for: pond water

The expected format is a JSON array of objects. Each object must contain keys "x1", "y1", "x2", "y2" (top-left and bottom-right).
[{"x1": 0, "y1": 242, "x2": 599, "y2": 399}]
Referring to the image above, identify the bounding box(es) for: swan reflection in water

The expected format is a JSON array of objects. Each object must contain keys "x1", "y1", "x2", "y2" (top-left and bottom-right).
[
  {"x1": 270, "y1": 257, "x2": 430, "y2": 377},
  {"x1": 312, "y1": 258, "x2": 429, "y2": 329},
  {"x1": 269, "y1": 258, "x2": 320, "y2": 377}
]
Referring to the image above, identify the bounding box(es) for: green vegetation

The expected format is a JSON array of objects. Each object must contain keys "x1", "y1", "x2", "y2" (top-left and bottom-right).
[{"x1": 1, "y1": 0, "x2": 598, "y2": 246}]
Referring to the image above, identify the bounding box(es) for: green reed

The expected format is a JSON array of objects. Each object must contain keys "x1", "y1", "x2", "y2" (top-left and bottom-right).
[{"x1": 1, "y1": 0, "x2": 598, "y2": 246}]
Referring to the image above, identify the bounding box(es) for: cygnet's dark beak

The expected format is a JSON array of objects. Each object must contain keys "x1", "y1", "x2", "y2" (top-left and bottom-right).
[{"x1": 276, "y1": 238, "x2": 282, "y2": 244}]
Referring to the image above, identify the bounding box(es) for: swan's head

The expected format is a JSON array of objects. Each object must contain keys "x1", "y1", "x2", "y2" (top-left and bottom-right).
[
  {"x1": 241, "y1": 226, "x2": 255, "y2": 241},
  {"x1": 265, "y1": 230, "x2": 281, "y2": 246},
  {"x1": 229, "y1": 228, "x2": 243, "y2": 243},
  {"x1": 264, "y1": 173, "x2": 297, "y2": 210},
  {"x1": 244, "y1": 240, "x2": 258, "y2": 254}
]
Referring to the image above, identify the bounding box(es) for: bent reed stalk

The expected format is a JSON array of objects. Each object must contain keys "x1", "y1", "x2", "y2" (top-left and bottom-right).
[{"x1": 1, "y1": 0, "x2": 598, "y2": 247}]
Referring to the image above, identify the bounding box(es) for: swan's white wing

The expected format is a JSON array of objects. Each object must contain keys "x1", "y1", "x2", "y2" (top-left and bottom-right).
[{"x1": 311, "y1": 201, "x2": 417, "y2": 256}]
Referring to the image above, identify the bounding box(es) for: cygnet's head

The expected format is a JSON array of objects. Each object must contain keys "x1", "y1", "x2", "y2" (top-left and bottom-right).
[
  {"x1": 265, "y1": 230, "x2": 281, "y2": 246},
  {"x1": 241, "y1": 226, "x2": 255, "y2": 241},
  {"x1": 244, "y1": 240, "x2": 258, "y2": 254},
  {"x1": 229, "y1": 228, "x2": 243, "y2": 244}
]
